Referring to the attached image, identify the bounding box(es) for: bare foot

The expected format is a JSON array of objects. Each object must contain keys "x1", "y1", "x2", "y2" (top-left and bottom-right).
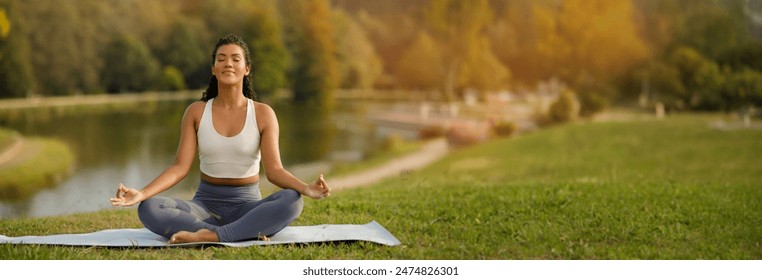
[
  {"x1": 169, "y1": 229, "x2": 220, "y2": 244},
  {"x1": 259, "y1": 234, "x2": 270, "y2": 241}
]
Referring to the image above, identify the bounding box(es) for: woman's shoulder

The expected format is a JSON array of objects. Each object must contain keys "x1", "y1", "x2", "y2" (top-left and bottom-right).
[
  {"x1": 184, "y1": 100, "x2": 206, "y2": 118},
  {"x1": 253, "y1": 101, "x2": 275, "y2": 115}
]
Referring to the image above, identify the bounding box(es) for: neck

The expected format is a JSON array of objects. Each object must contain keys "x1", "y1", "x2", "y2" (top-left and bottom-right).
[{"x1": 215, "y1": 84, "x2": 246, "y2": 108}]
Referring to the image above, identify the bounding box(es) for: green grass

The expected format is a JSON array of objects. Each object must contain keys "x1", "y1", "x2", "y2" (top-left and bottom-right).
[{"x1": 1, "y1": 113, "x2": 760, "y2": 259}]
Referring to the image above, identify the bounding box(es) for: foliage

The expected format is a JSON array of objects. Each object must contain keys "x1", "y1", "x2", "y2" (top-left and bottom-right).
[
  {"x1": 160, "y1": 20, "x2": 208, "y2": 89},
  {"x1": 332, "y1": 9, "x2": 383, "y2": 90},
  {"x1": 490, "y1": 119, "x2": 516, "y2": 137},
  {"x1": 244, "y1": 6, "x2": 289, "y2": 99},
  {"x1": 721, "y1": 68, "x2": 762, "y2": 112},
  {"x1": 0, "y1": 0, "x2": 757, "y2": 115},
  {"x1": 101, "y1": 36, "x2": 161, "y2": 93},
  {"x1": 281, "y1": 0, "x2": 339, "y2": 106},
  {"x1": 160, "y1": 66, "x2": 187, "y2": 91},
  {"x1": 424, "y1": 0, "x2": 494, "y2": 100},
  {"x1": 0, "y1": 1, "x2": 32, "y2": 98},
  {"x1": 548, "y1": 88, "x2": 580, "y2": 124},
  {"x1": 459, "y1": 36, "x2": 510, "y2": 92},
  {"x1": 394, "y1": 31, "x2": 444, "y2": 91},
  {"x1": 0, "y1": 7, "x2": 8, "y2": 38},
  {"x1": 418, "y1": 125, "x2": 447, "y2": 140},
  {"x1": 644, "y1": 45, "x2": 762, "y2": 113}
]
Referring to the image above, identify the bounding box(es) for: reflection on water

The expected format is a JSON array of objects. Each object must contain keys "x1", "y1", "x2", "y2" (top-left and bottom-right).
[{"x1": 0, "y1": 96, "x2": 387, "y2": 218}]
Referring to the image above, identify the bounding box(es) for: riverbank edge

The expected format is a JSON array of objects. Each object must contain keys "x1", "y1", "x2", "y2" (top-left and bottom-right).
[
  {"x1": 0, "y1": 90, "x2": 201, "y2": 110},
  {"x1": 0, "y1": 129, "x2": 76, "y2": 200}
]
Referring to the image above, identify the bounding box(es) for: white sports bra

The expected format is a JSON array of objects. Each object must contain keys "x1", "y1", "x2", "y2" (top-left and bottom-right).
[{"x1": 197, "y1": 98, "x2": 261, "y2": 178}]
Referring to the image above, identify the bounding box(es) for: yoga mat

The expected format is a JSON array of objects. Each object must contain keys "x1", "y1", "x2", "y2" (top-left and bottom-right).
[{"x1": 0, "y1": 220, "x2": 400, "y2": 247}]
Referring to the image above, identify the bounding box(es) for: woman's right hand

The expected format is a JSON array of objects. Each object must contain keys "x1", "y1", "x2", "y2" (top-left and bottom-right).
[
  {"x1": 109, "y1": 183, "x2": 145, "y2": 207},
  {"x1": 303, "y1": 174, "x2": 330, "y2": 200}
]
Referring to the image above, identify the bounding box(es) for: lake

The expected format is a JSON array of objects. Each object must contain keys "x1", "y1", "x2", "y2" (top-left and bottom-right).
[{"x1": 0, "y1": 95, "x2": 404, "y2": 218}]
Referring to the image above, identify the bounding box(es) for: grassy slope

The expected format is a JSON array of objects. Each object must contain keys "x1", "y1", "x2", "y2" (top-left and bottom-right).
[{"x1": 1, "y1": 114, "x2": 760, "y2": 259}]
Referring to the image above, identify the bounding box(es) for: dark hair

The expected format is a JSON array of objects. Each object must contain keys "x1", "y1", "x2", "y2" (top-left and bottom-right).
[{"x1": 201, "y1": 34, "x2": 256, "y2": 101}]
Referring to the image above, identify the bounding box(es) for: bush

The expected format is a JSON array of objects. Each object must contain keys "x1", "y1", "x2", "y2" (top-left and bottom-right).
[
  {"x1": 548, "y1": 88, "x2": 580, "y2": 123},
  {"x1": 418, "y1": 125, "x2": 447, "y2": 139},
  {"x1": 160, "y1": 66, "x2": 187, "y2": 91},
  {"x1": 491, "y1": 119, "x2": 517, "y2": 137}
]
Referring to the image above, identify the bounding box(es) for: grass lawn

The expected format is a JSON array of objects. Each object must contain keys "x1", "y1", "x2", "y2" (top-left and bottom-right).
[{"x1": 0, "y1": 113, "x2": 760, "y2": 259}]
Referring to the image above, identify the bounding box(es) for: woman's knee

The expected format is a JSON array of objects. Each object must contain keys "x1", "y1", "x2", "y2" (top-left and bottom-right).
[{"x1": 283, "y1": 189, "x2": 302, "y2": 202}]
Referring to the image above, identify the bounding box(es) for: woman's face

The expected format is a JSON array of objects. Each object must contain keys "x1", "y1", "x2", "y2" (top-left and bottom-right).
[{"x1": 212, "y1": 44, "x2": 250, "y2": 86}]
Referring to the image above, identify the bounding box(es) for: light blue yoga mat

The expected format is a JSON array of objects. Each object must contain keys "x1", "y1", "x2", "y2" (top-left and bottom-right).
[{"x1": 0, "y1": 220, "x2": 400, "y2": 247}]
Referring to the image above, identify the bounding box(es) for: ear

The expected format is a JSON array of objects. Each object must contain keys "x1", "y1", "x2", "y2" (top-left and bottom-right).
[
  {"x1": 245, "y1": 65, "x2": 251, "y2": 76},
  {"x1": 211, "y1": 66, "x2": 215, "y2": 76}
]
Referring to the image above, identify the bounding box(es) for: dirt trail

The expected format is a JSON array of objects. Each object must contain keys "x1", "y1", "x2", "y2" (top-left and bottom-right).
[
  {"x1": 0, "y1": 136, "x2": 29, "y2": 168},
  {"x1": 329, "y1": 138, "x2": 449, "y2": 191}
]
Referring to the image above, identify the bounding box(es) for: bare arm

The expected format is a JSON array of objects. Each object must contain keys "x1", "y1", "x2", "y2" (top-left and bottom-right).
[
  {"x1": 257, "y1": 103, "x2": 330, "y2": 199},
  {"x1": 110, "y1": 102, "x2": 202, "y2": 206}
]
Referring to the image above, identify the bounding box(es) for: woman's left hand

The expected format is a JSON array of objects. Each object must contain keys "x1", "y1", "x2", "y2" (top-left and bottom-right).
[{"x1": 303, "y1": 174, "x2": 330, "y2": 199}]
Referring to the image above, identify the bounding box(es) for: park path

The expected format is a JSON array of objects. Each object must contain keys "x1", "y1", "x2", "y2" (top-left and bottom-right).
[{"x1": 329, "y1": 137, "x2": 449, "y2": 191}]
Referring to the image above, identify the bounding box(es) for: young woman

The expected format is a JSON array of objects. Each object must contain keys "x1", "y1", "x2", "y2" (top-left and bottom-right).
[{"x1": 109, "y1": 34, "x2": 330, "y2": 244}]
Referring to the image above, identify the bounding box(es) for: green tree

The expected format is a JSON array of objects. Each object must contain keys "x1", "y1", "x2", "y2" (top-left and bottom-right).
[
  {"x1": 101, "y1": 36, "x2": 161, "y2": 93},
  {"x1": 673, "y1": 1, "x2": 750, "y2": 60},
  {"x1": 160, "y1": 20, "x2": 207, "y2": 89},
  {"x1": 669, "y1": 46, "x2": 724, "y2": 109},
  {"x1": 160, "y1": 66, "x2": 187, "y2": 91},
  {"x1": 645, "y1": 61, "x2": 685, "y2": 111},
  {"x1": 0, "y1": 2, "x2": 33, "y2": 98},
  {"x1": 243, "y1": 6, "x2": 288, "y2": 99},
  {"x1": 722, "y1": 68, "x2": 762, "y2": 114},
  {"x1": 281, "y1": 0, "x2": 339, "y2": 105}
]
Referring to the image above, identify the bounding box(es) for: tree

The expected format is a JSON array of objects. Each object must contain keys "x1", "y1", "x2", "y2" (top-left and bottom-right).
[
  {"x1": 160, "y1": 66, "x2": 187, "y2": 91},
  {"x1": 281, "y1": 0, "x2": 339, "y2": 105},
  {"x1": 333, "y1": 9, "x2": 383, "y2": 90},
  {"x1": 424, "y1": 0, "x2": 493, "y2": 101},
  {"x1": 394, "y1": 31, "x2": 444, "y2": 90},
  {"x1": 160, "y1": 20, "x2": 207, "y2": 89},
  {"x1": 460, "y1": 35, "x2": 511, "y2": 93},
  {"x1": 555, "y1": 0, "x2": 649, "y2": 82},
  {"x1": 490, "y1": 0, "x2": 544, "y2": 85},
  {"x1": 353, "y1": 10, "x2": 420, "y2": 88},
  {"x1": 101, "y1": 36, "x2": 161, "y2": 93},
  {"x1": 722, "y1": 68, "x2": 762, "y2": 118},
  {"x1": 243, "y1": 6, "x2": 288, "y2": 99},
  {"x1": 669, "y1": 46, "x2": 730, "y2": 110},
  {"x1": 673, "y1": 1, "x2": 749, "y2": 60},
  {"x1": 0, "y1": 2, "x2": 33, "y2": 98},
  {"x1": 0, "y1": 7, "x2": 8, "y2": 38}
]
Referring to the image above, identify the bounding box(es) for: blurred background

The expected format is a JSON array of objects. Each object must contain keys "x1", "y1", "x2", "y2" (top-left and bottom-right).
[{"x1": 0, "y1": 0, "x2": 760, "y2": 218}]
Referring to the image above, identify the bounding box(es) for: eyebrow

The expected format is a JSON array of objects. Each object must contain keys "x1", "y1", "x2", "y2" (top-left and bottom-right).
[{"x1": 216, "y1": 53, "x2": 243, "y2": 56}]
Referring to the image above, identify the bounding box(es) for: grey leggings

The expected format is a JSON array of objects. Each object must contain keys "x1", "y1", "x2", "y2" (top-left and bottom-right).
[{"x1": 137, "y1": 181, "x2": 303, "y2": 242}]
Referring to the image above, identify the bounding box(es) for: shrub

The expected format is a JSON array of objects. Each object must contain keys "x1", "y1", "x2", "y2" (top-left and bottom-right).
[
  {"x1": 491, "y1": 119, "x2": 517, "y2": 137},
  {"x1": 548, "y1": 88, "x2": 580, "y2": 123},
  {"x1": 418, "y1": 125, "x2": 447, "y2": 139}
]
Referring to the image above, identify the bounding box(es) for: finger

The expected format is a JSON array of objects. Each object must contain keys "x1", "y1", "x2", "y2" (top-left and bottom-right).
[
  {"x1": 116, "y1": 184, "x2": 124, "y2": 198},
  {"x1": 109, "y1": 199, "x2": 123, "y2": 206}
]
